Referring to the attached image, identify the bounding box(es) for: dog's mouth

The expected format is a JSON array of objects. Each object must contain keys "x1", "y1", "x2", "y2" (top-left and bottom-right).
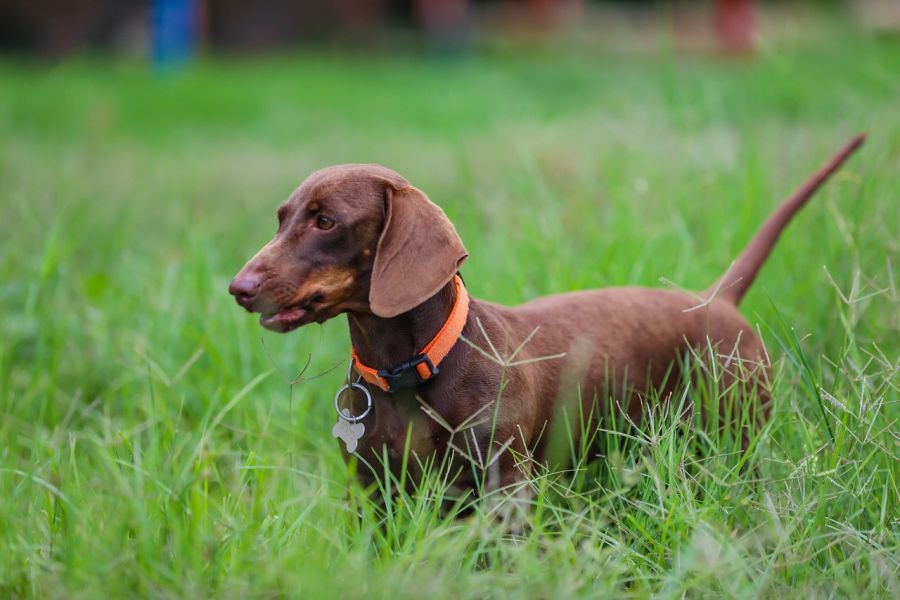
[
  {"x1": 259, "y1": 306, "x2": 311, "y2": 333},
  {"x1": 258, "y1": 293, "x2": 327, "y2": 333}
]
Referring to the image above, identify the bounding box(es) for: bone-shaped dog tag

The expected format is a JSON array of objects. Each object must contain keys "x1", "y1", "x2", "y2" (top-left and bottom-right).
[{"x1": 332, "y1": 409, "x2": 365, "y2": 453}]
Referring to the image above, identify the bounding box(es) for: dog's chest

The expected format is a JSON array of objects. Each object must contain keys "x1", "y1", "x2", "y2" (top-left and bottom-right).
[{"x1": 337, "y1": 386, "x2": 442, "y2": 468}]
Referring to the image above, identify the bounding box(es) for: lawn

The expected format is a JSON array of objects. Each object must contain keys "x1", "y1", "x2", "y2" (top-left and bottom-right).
[{"x1": 1, "y1": 26, "x2": 898, "y2": 598}]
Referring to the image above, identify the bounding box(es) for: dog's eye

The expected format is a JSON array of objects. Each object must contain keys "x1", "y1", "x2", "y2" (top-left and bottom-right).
[{"x1": 316, "y1": 215, "x2": 336, "y2": 231}]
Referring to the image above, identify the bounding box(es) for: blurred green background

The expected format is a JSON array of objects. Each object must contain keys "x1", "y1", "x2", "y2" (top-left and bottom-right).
[{"x1": 1, "y1": 1, "x2": 898, "y2": 598}]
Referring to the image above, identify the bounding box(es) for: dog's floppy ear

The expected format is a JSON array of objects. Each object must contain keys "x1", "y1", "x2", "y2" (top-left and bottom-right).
[{"x1": 370, "y1": 179, "x2": 468, "y2": 318}]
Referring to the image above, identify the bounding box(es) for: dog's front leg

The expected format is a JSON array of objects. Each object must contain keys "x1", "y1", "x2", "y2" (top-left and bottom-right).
[{"x1": 482, "y1": 446, "x2": 535, "y2": 535}]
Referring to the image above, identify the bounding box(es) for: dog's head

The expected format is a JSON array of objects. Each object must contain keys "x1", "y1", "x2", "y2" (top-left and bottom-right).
[{"x1": 229, "y1": 164, "x2": 468, "y2": 332}]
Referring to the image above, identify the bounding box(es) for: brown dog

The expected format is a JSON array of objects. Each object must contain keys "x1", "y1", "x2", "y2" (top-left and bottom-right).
[{"x1": 230, "y1": 135, "x2": 864, "y2": 493}]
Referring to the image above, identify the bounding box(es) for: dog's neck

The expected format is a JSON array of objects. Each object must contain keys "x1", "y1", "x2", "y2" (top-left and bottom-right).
[{"x1": 347, "y1": 280, "x2": 458, "y2": 370}]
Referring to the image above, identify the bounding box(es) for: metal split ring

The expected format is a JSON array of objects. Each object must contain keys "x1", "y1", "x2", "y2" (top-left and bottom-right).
[{"x1": 334, "y1": 381, "x2": 373, "y2": 423}]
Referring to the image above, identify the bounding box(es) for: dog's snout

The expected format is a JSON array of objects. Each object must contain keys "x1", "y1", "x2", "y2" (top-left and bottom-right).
[{"x1": 229, "y1": 272, "x2": 262, "y2": 310}]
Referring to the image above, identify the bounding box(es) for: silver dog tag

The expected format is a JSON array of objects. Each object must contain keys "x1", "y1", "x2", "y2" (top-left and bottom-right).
[{"x1": 332, "y1": 409, "x2": 365, "y2": 453}]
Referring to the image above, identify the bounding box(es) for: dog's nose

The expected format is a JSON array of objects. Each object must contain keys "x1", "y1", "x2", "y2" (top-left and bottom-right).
[{"x1": 229, "y1": 273, "x2": 262, "y2": 310}]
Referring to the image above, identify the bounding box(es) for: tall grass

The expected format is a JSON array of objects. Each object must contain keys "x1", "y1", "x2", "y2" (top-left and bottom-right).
[{"x1": 1, "y1": 29, "x2": 897, "y2": 598}]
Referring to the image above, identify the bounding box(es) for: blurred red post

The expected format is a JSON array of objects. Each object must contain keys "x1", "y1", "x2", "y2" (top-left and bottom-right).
[{"x1": 713, "y1": 0, "x2": 754, "y2": 55}]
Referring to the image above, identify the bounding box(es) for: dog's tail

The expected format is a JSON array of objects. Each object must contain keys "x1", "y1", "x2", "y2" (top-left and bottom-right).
[{"x1": 706, "y1": 133, "x2": 866, "y2": 306}]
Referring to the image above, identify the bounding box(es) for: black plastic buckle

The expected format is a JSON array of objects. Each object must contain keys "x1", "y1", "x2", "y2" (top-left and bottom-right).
[{"x1": 378, "y1": 354, "x2": 438, "y2": 393}]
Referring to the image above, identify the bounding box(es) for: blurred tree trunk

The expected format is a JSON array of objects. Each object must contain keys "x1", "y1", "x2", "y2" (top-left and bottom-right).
[{"x1": 714, "y1": 0, "x2": 754, "y2": 55}]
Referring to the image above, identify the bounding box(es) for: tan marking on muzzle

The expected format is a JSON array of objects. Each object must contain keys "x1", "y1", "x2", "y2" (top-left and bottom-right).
[{"x1": 287, "y1": 266, "x2": 357, "y2": 305}]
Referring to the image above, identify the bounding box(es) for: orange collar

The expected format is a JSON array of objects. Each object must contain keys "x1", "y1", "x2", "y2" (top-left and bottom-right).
[{"x1": 351, "y1": 275, "x2": 469, "y2": 393}]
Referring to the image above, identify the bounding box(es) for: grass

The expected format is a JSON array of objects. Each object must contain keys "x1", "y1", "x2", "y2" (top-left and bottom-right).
[{"x1": 1, "y1": 26, "x2": 898, "y2": 599}]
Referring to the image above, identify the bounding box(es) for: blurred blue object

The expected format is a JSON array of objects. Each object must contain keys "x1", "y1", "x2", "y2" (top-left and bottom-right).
[{"x1": 152, "y1": 0, "x2": 195, "y2": 69}]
